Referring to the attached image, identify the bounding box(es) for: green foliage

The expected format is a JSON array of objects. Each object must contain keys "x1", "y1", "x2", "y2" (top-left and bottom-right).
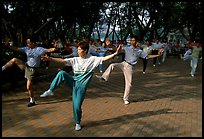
[{"x1": 2, "y1": 2, "x2": 202, "y2": 43}]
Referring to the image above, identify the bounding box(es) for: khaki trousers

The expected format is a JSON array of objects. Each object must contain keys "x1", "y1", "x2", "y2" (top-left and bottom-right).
[{"x1": 101, "y1": 61, "x2": 133, "y2": 101}]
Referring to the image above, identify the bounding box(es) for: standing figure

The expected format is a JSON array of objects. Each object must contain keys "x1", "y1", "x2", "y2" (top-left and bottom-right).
[
  {"x1": 140, "y1": 39, "x2": 152, "y2": 74},
  {"x1": 96, "y1": 41, "x2": 109, "y2": 73},
  {"x1": 161, "y1": 39, "x2": 169, "y2": 63},
  {"x1": 96, "y1": 35, "x2": 160, "y2": 105},
  {"x1": 2, "y1": 37, "x2": 57, "y2": 107},
  {"x1": 42, "y1": 38, "x2": 52, "y2": 69},
  {"x1": 151, "y1": 39, "x2": 162, "y2": 66},
  {"x1": 40, "y1": 40, "x2": 121, "y2": 131},
  {"x1": 186, "y1": 41, "x2": 202, "y2": 77}
]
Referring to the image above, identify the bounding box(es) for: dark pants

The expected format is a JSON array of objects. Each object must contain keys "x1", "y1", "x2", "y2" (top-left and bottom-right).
[
  {"x1": 142, "y1": 58, "x2": 148, "y2": 72},
  {"x1": 151, "y1": 50, "x2": 158, "y2": 65}
]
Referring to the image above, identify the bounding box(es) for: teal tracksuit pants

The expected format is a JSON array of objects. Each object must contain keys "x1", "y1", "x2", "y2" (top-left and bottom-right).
[{"x1": 49, "y1": 70, "x2": 93, "y2": 124}]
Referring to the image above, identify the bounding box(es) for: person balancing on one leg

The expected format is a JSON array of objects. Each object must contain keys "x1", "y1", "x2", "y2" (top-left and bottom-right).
[
  {"x1": 2, "y1": 36, "x2": 57, "y2": 107},
  {"x1": 40, "y1": 40, "x2": 122, "y2": 131},
  {"x1": 96, "y1": 35, "x2": 162, "y2": 105}
]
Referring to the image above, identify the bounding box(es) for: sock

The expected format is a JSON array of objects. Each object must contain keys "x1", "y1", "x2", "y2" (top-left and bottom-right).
[
  {"x1": 2, "y1": 66, "x2": 6, "y2": 71},
  {"x1": 30, "y1": 97, "x2": 35, "y2": 103}
]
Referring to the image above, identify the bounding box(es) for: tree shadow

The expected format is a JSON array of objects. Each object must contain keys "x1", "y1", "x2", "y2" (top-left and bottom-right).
[{"x1": 85, "y1": 108, "x2": 188, "y2": 128}]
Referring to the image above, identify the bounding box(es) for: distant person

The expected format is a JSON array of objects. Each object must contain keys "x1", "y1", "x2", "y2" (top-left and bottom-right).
[
  {"x1": 96, "y1": 41, "x2": 109, "y2": 73},
  {"x1": 42, "y1": 38, "x2": 52, "y2": 69},
  {"x1": 186, "y1": 40, "x2": 202, "y2": 77},
  {"x1": 140, "y1": 39, "x2": 152, "y2": 74}
]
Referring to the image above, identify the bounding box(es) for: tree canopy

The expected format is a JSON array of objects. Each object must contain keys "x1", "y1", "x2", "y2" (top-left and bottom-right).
[{"x1": 2, "y1": 1, "x2": 203, "y2": 44}]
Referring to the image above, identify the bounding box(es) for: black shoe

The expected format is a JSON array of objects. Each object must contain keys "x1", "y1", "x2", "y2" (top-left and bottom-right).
[{"x1": 27, "y1": 102, "x2": 36, "y2": 107}]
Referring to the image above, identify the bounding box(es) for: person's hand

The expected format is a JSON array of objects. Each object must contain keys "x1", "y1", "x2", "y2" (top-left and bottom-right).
[
  {"x1": 158, "y1": 48, "x2": 164, "y2": 56},
  {"x1": 53, "y1": 47, "x2": 58, "y2": 51},
  {"x1": 115, "y1": 44, "x2": 122, "y2": 54},
  {"x1": 41, "y1": 55, "x2": 51, "y2": 61}
]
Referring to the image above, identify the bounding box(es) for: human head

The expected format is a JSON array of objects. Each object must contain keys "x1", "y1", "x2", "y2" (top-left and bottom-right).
[
  {"x1": 145, "y1": 39, "x2": 151, "y2": 46},
  {"x1": 130, "y1": 35, "x2": 138, "y2": 47},
  {"x1": 101, "y1": 41, "x2": 106, "y2": 47},
  {"x1": 77, "y1": 40, "x2": 89, "y2": 58},
  {"x1": 26, "y1": 37, "x2": 36, "y2": 48}
]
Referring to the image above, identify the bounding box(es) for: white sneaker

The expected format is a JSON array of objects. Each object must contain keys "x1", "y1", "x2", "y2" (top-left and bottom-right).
[
  {"x1": 142, "y1": 72, "x2": 145, "y2": 74},
  {"x1": 124, "y1": 100, "x2": 130, "y2": 105},
  {"x1": 40, "y1": 90, "x2": 54, "y2": 97},
  {"x1": 95, "y1": 75, "x2": 106, "y2": 82},
  {"x1": 75, "y1": 124, "x2": 81, "y2": 131}
]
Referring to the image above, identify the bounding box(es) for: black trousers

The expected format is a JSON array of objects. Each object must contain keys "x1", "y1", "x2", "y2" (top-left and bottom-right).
[{"x1": 151, "y1": 50, "x2": 158, "y2": 65}]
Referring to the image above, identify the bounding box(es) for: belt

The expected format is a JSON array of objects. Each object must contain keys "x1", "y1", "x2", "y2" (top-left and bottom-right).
[
  {"x1": 26, "y1": 64, "x2": 37, "y2": 69},
  {"x1": 125, "y1": 61, "x2": 135, "y2": 66}
]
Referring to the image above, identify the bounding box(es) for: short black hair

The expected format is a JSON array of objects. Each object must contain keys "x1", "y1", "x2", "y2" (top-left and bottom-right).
[
  {"x1": 77, "y1": 40, "x2": 90, "y2": 54},
  {"x1": 26, "y1": 35, "x2": 36, "y2": 43},
  {"x1": 130, "y1": 35, "x2": 138, "y2": 40}
]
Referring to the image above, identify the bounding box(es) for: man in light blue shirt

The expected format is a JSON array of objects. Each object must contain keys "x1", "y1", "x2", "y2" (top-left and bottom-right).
[
  {"x1": 2, "y1": 37, "x2": 57, "y2": 107},
  {"x1": 96, "y1": 35, "x2": 160, "y2": 105}
]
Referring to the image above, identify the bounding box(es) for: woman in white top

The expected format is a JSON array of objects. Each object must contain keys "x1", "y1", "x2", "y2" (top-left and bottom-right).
[{"x1": 40, "y1": 40, "x2": 121, "y2": 131}]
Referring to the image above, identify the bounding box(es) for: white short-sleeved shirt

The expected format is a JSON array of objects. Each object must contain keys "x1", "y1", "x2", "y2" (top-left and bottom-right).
[{"x1": 64, "y1": 54, "x2": 103, "y2": 74}]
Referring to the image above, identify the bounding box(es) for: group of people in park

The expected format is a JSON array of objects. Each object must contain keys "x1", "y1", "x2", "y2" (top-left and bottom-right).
[{"x1": 2, "y1": 34, "x2": 202, "y2": 131}]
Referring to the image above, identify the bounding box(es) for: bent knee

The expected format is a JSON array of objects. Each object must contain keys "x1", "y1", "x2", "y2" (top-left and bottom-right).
[
  {"x1": 57, "y1": 70, "x2": 67, "y2": 75},
  {"x1": 11, "y1": 58, "x2": 18, "y2": 63}
]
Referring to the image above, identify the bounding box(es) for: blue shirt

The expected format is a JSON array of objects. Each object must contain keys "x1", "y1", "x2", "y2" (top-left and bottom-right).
[
  {"x1": 97, "y1": 46, "x2": 109, "y2": 57},
  {"x1": 152, "y1": 42, "x2": 162, "y2": 50},
  {"x1": 20, "y1": 46, "x2": 46, "y2": 67},
  {"x1": 123, "y1": 45, "x2": 148, "y2": 65}
]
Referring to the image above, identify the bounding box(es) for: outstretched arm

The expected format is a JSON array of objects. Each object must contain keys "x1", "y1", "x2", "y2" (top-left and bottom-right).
[
  {"x1": 3, "y1": 36, "x2": 21, "y2": 52},
  {"x1": 45, "y1": 47, "x2": 57, "y2": 53},
  {"x1": 102, "y1": 45, "x2": 122, "y2": 61},
  {"x1": 41, "y1": 55, "x2": 67, "y2": 65},
  {"x1": 147, "y1": 48, "x2": 163, "y2": 59},
  {"x1": 147, "y1": 54, "x2": 160, "y2": 59},
  {"x1": 4, "y1": 42, "x2": 21, "y2": 52}
]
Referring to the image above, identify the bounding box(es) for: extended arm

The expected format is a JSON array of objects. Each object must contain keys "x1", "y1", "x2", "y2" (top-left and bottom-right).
[
  {"x1": 102, "y1": 45, "x2": 122, "y2": 61},
  {"x1": 41, "y1": 55, "x2": 67, "y2": 65},
  {"x1": 147, "y1": 54, "x2": 160, "y2": 59},
  {"x1": 45, "y1": 47, "x2": 57, "y2": 53},
  {"x1": 4, "y1": 42, "x2": 21, "y2": 52}
]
